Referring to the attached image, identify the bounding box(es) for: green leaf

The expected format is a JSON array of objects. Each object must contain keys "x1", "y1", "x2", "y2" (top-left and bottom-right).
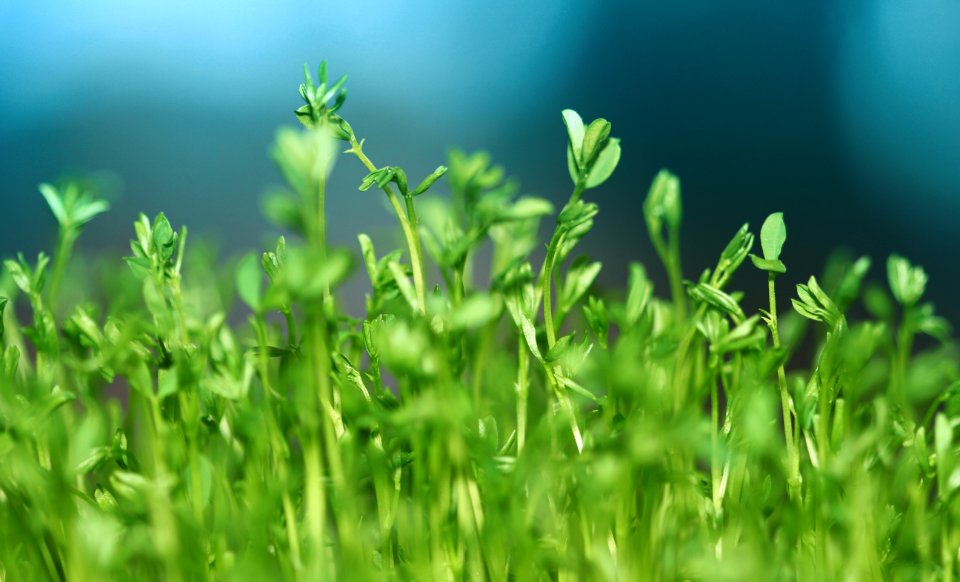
[
  {"x1": 864, "y1": 283, "x2": 894, "y2": 321},
  {"x1": 152, "y1": 213, "x2": 176, "y2": 262},
  {"x1": 0, "y1": 296, "x2": 7, "y2": 341},
  {"x1": 4, "y1": 259, "x2": 32, "y2": 295},
  {"x1": 133, "y1": 214, "x2": 152, "y2": 252},
  {"x1": 94, "y1": 486, "x2": 119, "y2": 512},
  {"x1": 284, "y1": 247, "x2": 352, "y2": 299},
  {"x1": 561, "y1": 109, "x2": 585, "y2": 166},
  {"x1": 688, "y1": 282, "x2": 745, "y2": 324},
  {"x1": 583, "y1": 296, "x2": 609, "y2": 348},
  {"x1": 32, "y1": 253, "x2": 49, "y2": 294},
  {"x1": 561, "y1": 259, "x2": 602, "y2": 313},
  {"x1": 72, "y1": 198, "x2": 110, "y2": 226},
  {"x1": 567, "y1": 145, "x2": 579, "y2": 185},
  {"x1": 142, "y1": 278, "x2": 173, "y2": 330},
  {"x1": 936, "y1": 413, "x2": 956, "y2": 501},
  {"x1": 715, "y1": 223, "x2": 754, "y2": 283},
  {"x1": 124, "y1": 256, "x2": 151, "y2": 280},
  {"x1": 908, "y1": 303, "x2": 952, "y2": 342},
  {"x1": 749, "y1": 255, "x2": 787, "y2": 274},
  {"x1": 202, "y1": 371, "x2": 246, "y2": 400},
  {"x1": 75, "y1": 446, "x2": 112, "y2": 475},
  {"x1": 236, "y1": 253, "x2": 262, "y2": 311},
  {"x1": 261, "y1": 245, "x2": 282, "y2": 283},
  {"x1": 478, "y1": 416, "x2": 499, "y2": 452},
  {"x1": 887, "y1": 254, "x2": 927, "y2": 307},
  {"x1": 387, "y1": 261, "x2": 418, "y2": 312},
  {"x1": 272, "y1": 126, "x2": 337, "y2": 195},
  {"x1": 791, "y1": 276, "x2": 842, "y2": 328},
  {"x1": 39, "y1": 183, "x2": 67, "y2": 225},
  {"x1": 581, "y1": 118, "x2": 612, "y2": 165},
  {"x1": 362, "y1": 316, "x2": 388, "y2": 360},
  {"x1": 518, "y1": 312, "x2": 543, "y2": 363},
  {"x1": 5, "y1": 253, "x2": 48, "y2": 296},
  {"x1": 36, "y1": 387, "x2": 77, "y2": 420},
  {"x1": 66, "y1": 307, "x2": 103, "y2": 348},
  {"x1": 449, "y1": 294, "x2": 501, "y2": 330},
  {"x1": 835, "y1": 255, "x2": 871, "y2": 310},
  {"x1": 358, "y1": 234, "x2": 378, "y2": 283},
  {"x1": 379, "y1": 320, "x2": 431, "y2": 377},
  {"x1": 262, "y1": 190, "x2": 304, "y2": 233},
  {"x1": 584, "y1": 138, "x2": 621, "y2": 189},
  {"x1": 410, "y1": 165, "x2": 448, "y2": 197},
  {"x1": 2, "y1": 345, "x2": 20, "y2": 377},
  {"x1": 713, "y1": 315, "x2": 765, "y2": 354},
  {"x1": 359, "y1": 169, "x2": 384, "y2": 191},
  {"x1": 495, "y1": 197, "x2": 554, "y2": 222},
  {"x1": 152, "y1": 213, "x2": 174, "y2": 248},
  {"x1": 556, "y1": 375, "x2": 600, "y2": 403},
  {"x1": 249, "y1": 345, "x2": 296, "y2": 358},
  {"x1": 157, "y1": 368, "x2": 179, "y2": 399},
  {"x1": 806, "y1": 276, "x2": 835, "y2": 311},
  {"x1": 545, "y1": 333, "x2": 575, "y2": 363},
  {"x1": 557, "y1": 200, "x2": 599, "y2": 230},
  {"x1": 360, "y1": 166, "x2": 408, "y2": 195},
  {"x1": 643, "y1": 170, "x2": 682, "y2": 236},
  {"x1": 797, "y1": 375, "x2": 819, "y2": 431},
  {"x1": 294, "y1": 104, "x2": 313, "y2": 127},
  {"x1": 759, "y1": 212, "x2": 786, "y2": 262},
  {"x1": 113, "y1": 429, "x2": 130, "y2": 469},
  {"x1": 624, "y1": 263, "x2": 653, "y2": 326},
  {"x1": 385, "y1": 167, "x2": 408, "y2": 194}
]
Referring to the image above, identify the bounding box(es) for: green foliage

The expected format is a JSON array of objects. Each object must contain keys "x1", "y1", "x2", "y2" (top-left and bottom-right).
[
  {"x1": 1, "y1": 62, "x2": 958, "y2": 581},
  {"x1": 750, "y1": 211, "x2": 788, "y2": 274},
  {"x1": 563, "y1": 109, "x2": 621, "y2": 189},
  {"x1": 792, "y1": 276, "x2": 843, "y2": 329},
  {"x1": 39, "y1": 182, "x2": 110, "y2": 230},
  {"x1": 888, "y1": 253, "x2": 928, "y2": 307}
]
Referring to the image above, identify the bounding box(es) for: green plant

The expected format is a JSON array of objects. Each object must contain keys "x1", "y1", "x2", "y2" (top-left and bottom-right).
[{"x1": 1, "y1": 61, "x2": 958, "y2": 581}]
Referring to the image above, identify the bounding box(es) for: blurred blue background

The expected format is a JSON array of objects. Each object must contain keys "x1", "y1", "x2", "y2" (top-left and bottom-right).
[{"x1": 2, "y1": 1, "x2": 958, "y2": 320}]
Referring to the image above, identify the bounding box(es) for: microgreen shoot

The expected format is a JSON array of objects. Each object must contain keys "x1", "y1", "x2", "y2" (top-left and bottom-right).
[{"x1": 0, "y1": 62, "x2": 957, "y2": 581}]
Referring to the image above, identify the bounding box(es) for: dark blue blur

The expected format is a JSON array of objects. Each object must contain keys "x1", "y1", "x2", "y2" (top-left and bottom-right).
[{"x1": 2, "y1": 1, "x2": 958, "y2": 321}]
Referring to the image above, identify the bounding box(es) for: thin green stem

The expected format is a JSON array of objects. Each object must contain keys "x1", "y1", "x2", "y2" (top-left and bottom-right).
[
  {"x1": 768, "y1": 273, "x2": 801, "y2": 501},
  {"x1": 541, "y1": 179, "x2": 585, "y2": 348},
  {"x1": 282, "y1": 307, "x2": 297, "y2": 348},
  {"x1": 542, "y1": 231, "x2": 565, "y2": 349},
  {"x1": 548, "y1": 367, "x2": 583, "y2": 453},
  {"x1": 452, "y1": 258, "x2": 467, "y2": 306},
  {"x1": 650, "y1": 224, "x2": 686, "y2": 322},
  {"x1": 404, "y1": 193, "x2": 426, "y2": 294},
  {"x1": 667, "y1": 224, "x2": 686, "y2": 321},
  {"x1": 893, "y1": 306, "x2": 915, "y2": 412},
  {"x1": 516, "y1": 335, "x2": 529, "y2": 453},
  {"x1": 348, "y1": 137, "x2": 426, "y2": 312},
  {"x1": 471, "y1": 321, "x2": 496, "y2": 412},
  {"x1": 944, "y1": 514, "x2": 954, "y2": 582},
  {"x1": 303, "y1": 438, "x2": 327, "y2": 576},
  {"x1": 671, "y1": 304, "x2": 707, "y2": 411},
  {"x1": 254, "y1": 317, "x2": 302, "y2": 568},
  {"x1": 169, "y1": 275, "x2": 190, "y2": 348},
  {"x1": 710, "y1": 368, "x2": 722, "y2": 517},
  {"x1": 47, "y1": 227, "x2": 77, "y2": 316},
  {"x1": 317, "y1": 176, "x2": 326, "y2": 250}
]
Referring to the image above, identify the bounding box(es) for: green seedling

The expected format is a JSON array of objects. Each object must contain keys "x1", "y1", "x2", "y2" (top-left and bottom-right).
[{"x1": 0, "y1": 62, "x2": 957, "y2": 582}]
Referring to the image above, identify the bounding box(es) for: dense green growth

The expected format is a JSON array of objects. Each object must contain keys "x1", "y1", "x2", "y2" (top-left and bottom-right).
[{"x1": 1, "y1": 62, "x2": 958, "y2": 580}]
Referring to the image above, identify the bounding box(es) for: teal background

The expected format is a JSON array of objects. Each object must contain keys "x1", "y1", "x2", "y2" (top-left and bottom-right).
[{"x1": 1, "y1": 1, "x2": 958, "y2": 321}]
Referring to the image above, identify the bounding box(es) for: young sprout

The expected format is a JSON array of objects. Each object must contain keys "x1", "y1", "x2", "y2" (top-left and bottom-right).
[
  {"x1": 752, "y1": 211, "x2": 801, "y2": 500},
  {"x1": 0, "y1": 60, "x2": 956, "y2": 582}
]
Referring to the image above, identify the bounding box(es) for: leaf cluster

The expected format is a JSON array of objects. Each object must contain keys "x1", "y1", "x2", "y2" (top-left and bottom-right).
[{"x1": 0, "y1": 63, "x2": 958, "y2": 582}]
